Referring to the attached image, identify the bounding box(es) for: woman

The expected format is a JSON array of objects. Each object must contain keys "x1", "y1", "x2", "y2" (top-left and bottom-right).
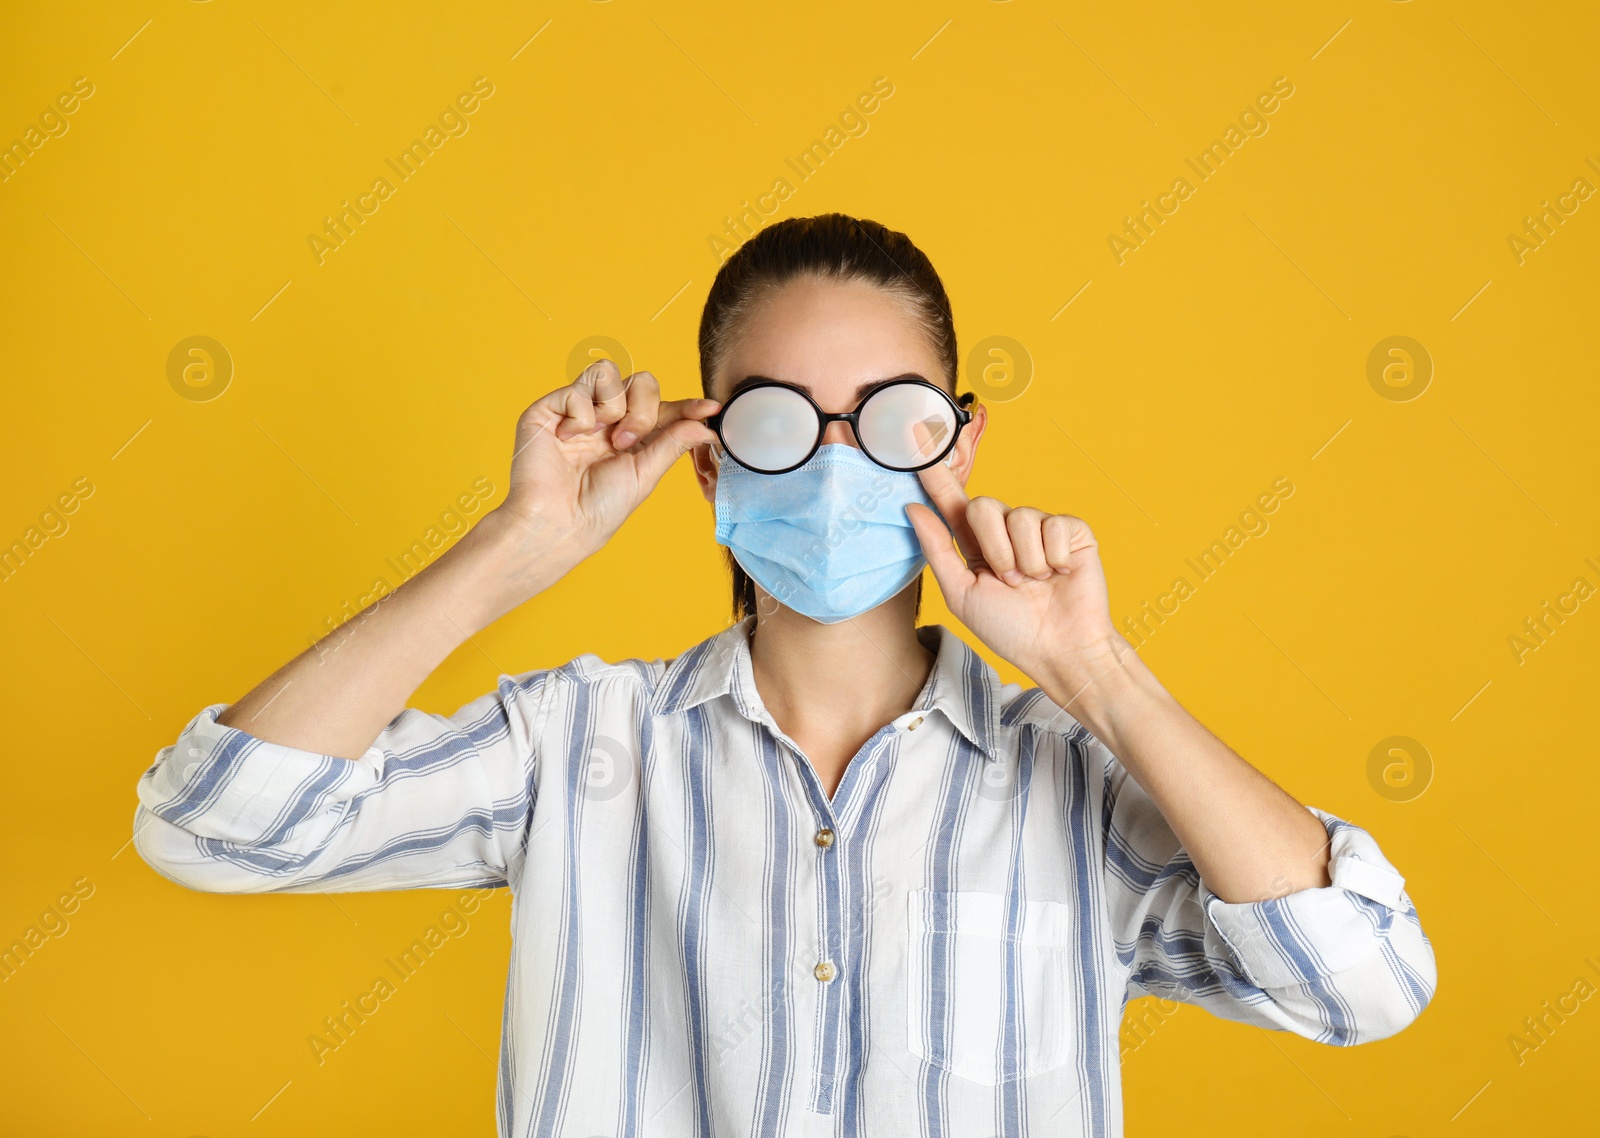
[{"x1": 134, "y1": 213, "x2": 1435, "y2": 1136}]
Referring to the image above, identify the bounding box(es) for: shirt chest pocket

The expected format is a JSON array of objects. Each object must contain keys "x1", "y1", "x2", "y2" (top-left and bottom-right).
[{"x1": 905, "y1": 888, "x2": 1075, "y2": 1086}]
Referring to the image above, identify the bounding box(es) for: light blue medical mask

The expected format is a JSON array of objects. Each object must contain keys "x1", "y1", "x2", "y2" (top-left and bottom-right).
[{"x1": 714, "y1": 443, "x2": 943, "y2": 624}]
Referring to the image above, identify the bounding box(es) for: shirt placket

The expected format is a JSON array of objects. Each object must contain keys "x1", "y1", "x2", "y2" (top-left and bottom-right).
[
  {"x1": 789, "y1": 723, "x2": 902, "y2": 1116},
  {"x1": 729, "y1": 654, "x2": 925, "y2": 1118}
]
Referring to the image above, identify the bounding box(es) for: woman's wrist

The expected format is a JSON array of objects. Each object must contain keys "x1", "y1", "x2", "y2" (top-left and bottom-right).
[
  {"x1": 1036, "y1": 633, "x2": 1164, "y2": 752},
  {"x1": 445, "y1": 508, "x2": 578, "y2": 630}
]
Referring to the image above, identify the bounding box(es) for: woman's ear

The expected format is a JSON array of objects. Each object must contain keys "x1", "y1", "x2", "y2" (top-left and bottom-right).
[
  {"x1": 691, "y1": 442, "x2": 720, "y2": 504},
  {"x1": 946, "y1": 401, "x2": 986, "y2": 488}
]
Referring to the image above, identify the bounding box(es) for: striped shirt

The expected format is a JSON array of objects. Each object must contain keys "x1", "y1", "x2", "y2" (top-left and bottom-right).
[{"x1": 133, "y1": 617, "x2": 1436, "y2": 1137}]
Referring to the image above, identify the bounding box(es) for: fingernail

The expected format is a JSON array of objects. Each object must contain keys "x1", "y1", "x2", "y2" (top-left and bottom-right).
[{"x1": 614, "y1": 430, "x2": 637, "y2": 449}]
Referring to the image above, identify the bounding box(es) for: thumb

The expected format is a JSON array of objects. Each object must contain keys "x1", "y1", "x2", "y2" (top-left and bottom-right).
[
  {"x1": 630, "y1": 417, "x2": 715, "y2": 490},
  {"x1": 906, "y1": 502, "x2": 975, "y2": 603}
]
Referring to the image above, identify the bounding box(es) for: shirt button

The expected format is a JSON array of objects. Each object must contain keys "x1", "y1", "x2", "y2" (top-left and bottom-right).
[
  {"x1": 814, "y1": 961, "x2": 836, "y2": 982},
  {"x1": 906, "y1": 716, "x2": 924, "y2": 731},
  {"x1": 814, "y1": 828, "x2": 834, "y2": 848}
]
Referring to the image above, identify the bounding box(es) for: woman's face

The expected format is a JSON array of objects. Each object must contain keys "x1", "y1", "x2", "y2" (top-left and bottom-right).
[{"x1": 692, "y1": 273, "x2": 985, "y2": 500}]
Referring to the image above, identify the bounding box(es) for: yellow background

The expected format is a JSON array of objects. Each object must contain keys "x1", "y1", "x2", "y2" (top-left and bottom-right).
[{"x1": 2, "y1": 0, "x2": 1596, "y2": 1134}]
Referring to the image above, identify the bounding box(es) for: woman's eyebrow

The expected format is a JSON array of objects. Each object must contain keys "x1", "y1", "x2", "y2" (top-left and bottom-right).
[{"x1": 729, "y1": 373, "x2": 929, "y2": 399}]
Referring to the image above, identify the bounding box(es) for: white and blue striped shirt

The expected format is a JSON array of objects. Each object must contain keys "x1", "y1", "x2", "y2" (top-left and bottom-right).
[{"x1": 133, "y1": 618, "x2": 1435, "y2": 1137}]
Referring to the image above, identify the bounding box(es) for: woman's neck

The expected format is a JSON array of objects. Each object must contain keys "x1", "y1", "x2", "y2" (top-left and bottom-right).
[{"x1": 747, "y1": 585, "x2": 935, "y2": 797}]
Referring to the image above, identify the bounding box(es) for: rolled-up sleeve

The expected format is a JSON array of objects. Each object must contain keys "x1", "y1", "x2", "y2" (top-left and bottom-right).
[
  {"x1": 1101, "y1": 754, "x2": 1437, "y2": 1046},
  {"x1": 133, "y1": 671, "x2": 554, "y2": 894}
]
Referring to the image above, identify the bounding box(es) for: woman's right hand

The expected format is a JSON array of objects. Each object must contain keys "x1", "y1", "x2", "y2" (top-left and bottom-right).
[{"x1": 476, "y1": 359, "x2": 719, "y2": 606}]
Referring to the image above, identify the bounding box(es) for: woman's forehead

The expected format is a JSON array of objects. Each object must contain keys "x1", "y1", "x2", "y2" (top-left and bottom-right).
[{"x1": 713, "y1": 277, "x2": 943, "y2": 400}]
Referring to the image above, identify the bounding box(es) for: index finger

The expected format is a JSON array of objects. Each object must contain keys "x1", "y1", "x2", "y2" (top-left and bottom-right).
[
  {"x1": 641, "y1": 396, "x2": 720, "y2": 445},
  {"x1": 916, "y1": 458, "x2": 983, "y2": 567},
  {"x1": 653, "y1": 395, "x2": 720, "y2": 425}
]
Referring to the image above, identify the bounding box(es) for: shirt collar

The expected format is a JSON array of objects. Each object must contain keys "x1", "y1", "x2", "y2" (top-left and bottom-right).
[{"x1": 650, "y1": 618, "x2": 1005, "y2": 760}]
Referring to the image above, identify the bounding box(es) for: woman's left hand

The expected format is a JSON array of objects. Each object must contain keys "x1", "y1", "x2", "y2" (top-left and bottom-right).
[{"x1": 905, "y1": 464, "x2": 1120, "y2": 694}]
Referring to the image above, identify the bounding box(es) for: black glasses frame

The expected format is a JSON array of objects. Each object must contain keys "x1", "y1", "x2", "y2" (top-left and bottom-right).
[{"x1": 705, "y1": 377, "x2": 976, "y2": 475}]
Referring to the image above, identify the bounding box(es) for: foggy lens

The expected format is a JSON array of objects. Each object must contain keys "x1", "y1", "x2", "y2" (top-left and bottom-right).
[
  {"x1": 720, "y1": 386, "x2": 819, "y2": 472},
  {"x1": 857, "y1": 383, "x2": 957, "y2": 469}
]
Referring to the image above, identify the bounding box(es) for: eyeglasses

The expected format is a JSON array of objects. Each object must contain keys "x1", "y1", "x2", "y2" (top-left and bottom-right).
[{"x1": 706, "y1": 377, "x2": 976, "y2": 474}]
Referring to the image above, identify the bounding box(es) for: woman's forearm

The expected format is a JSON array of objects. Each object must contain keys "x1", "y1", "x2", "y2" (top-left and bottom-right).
[
  {"x1": 1039, "y1": 637, "x2": 1333, "y2": 904},
  {"x1": 209, "y1": 369, "x2": 719, "y2": 763},
  {"x1": 214, "y1": 514, "x2": 532, "y2": 760}
]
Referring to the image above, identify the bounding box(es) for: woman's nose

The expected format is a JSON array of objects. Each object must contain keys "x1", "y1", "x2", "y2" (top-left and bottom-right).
[{"x1": 820, "y1": 419, "x2": 858, "y2": 448}]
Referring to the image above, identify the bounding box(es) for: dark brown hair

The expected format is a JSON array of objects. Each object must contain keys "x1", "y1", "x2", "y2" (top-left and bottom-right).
[{"x1": 697, "y1": 212, "x2": 959, "y2": 621}]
